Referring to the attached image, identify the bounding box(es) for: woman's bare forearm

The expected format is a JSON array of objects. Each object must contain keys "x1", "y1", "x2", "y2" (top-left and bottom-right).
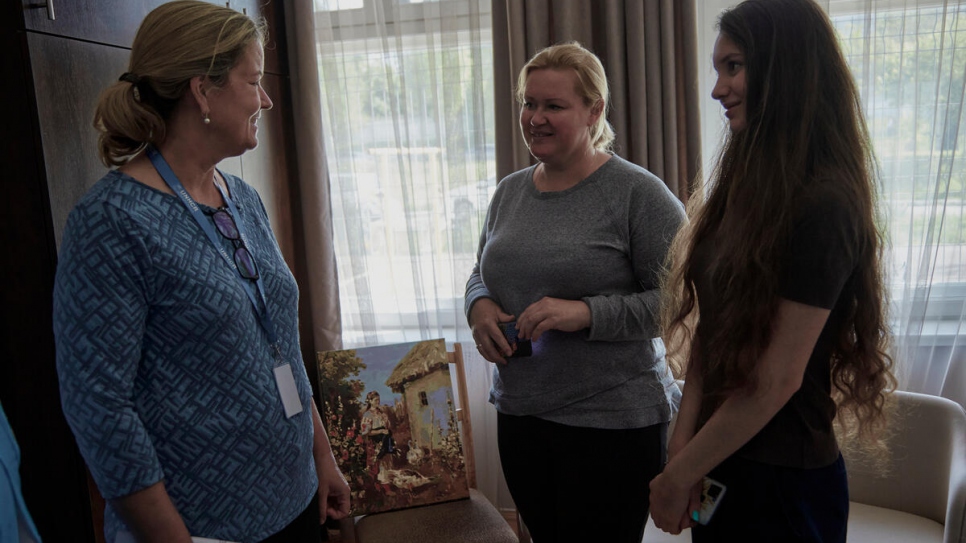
[{"x1": 668, "y1": 358, "x2": 703, "y2": 458}]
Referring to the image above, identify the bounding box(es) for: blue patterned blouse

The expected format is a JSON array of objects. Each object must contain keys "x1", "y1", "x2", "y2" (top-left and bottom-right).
[{"x1": 53, "y1": 170, "x2": 317, "y2": 543}]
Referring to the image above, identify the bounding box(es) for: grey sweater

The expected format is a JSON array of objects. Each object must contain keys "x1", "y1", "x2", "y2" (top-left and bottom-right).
[{"x1": 465, "y1": 155, "x2": 686, "y2": 429}]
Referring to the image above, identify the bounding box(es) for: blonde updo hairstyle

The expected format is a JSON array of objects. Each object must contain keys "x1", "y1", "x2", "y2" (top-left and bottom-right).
[
  {"x1": 515, "y1": 41, "x2": 615, "y2": 153},
  {"x1": 94, "y1": 0, "x2": 267, "y2": 167}
]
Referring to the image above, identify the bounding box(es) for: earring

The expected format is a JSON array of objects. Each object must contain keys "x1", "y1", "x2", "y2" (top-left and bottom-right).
[{"x1": 203, "y1": 112, "x2": 211, "y2": 125}]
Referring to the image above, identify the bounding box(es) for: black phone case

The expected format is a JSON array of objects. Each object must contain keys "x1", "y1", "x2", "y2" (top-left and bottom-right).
[{"x1": 498, "y1": 322, "x2": 532, "y2": 357}]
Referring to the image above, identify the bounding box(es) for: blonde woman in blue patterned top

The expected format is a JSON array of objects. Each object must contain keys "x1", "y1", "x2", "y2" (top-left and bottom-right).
[{"x1": 52, "y1": 2, "x2": 349, "y2": 542}]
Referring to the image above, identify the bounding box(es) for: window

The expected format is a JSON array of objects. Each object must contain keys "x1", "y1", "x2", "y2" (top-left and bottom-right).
[
  {"x1": 313, "y1": 0, "x2": 496, "y2": 347},
  {"x1": 830, "y1": 2, "x2": 966, "y2": 354}
]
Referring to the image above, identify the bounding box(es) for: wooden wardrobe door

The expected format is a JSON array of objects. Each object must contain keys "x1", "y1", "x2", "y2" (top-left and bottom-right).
[
  {"x1": 22, "y1": 0, "x2": 168, "y2": 48},
  {"x1": 27, "y1": 33, "x2": 129, "y2": 248},
  {"x1": 28, "y1": 35, "x2": 244, "y2": 249}
]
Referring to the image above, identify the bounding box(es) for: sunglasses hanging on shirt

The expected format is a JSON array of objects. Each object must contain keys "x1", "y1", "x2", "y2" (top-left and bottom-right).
[{"x1": 206, "y1": 207, "x2": 259, "y2": 281}]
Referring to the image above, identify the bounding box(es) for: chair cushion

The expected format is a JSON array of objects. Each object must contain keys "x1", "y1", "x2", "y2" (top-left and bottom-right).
[
  {"x1": 641, "y1": 502, "x2": 944, "y2": 543},
  {"x1": 847, "y1": 502, "x2": 943, "y2": 542},
  {"x1": 354, "y1": 488, "x2": 517, "y2": 543}
]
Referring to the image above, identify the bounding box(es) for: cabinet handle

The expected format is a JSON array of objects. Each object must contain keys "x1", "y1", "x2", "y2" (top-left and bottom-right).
[
  {"x1": 224, "y1": 2, "x2": 246, "y2": 16},
  {"x1": 25, "y1": 1, "x2": 55, "y2": 20}
]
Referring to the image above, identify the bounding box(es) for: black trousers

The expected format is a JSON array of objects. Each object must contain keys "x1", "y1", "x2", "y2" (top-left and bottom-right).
[
  {"x1": 692, "y1": 454, "x2": 849, "y2": 543},
  {"x1": 258, "y1": 494, "x2": 321, "y2": 543},
  {"x1": 497, "y1": 412, "x2": 667, "y2": 543}
]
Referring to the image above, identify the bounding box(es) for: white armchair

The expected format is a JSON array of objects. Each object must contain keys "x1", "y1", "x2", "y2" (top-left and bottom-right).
[{"x1": 845, "y1": 389, "x2": 966, "y2": 543}]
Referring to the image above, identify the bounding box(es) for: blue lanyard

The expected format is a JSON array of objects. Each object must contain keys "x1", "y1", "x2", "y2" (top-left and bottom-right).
[{"x1": 146, "y1": 146, "x2": 282, "y2": 356}]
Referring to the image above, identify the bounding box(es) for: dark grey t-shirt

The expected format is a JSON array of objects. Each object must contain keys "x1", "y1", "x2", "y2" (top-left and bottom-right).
[
  {"x1": 465, "y1": 155, "x2": 686, "y2": 429},
  {"x1": 694, "y1": 183, "x2": 860, "y2": 468}
]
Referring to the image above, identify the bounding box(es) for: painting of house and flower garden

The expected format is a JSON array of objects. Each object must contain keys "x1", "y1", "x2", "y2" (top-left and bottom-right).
[{"x1": 316, "y1": 339, "x2": 470, "y2": 515}]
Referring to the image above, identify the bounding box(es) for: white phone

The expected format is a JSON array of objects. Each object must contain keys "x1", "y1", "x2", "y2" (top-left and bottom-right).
[{"x1": 696, "y1": 477, "x2": 727, "y2": 525}]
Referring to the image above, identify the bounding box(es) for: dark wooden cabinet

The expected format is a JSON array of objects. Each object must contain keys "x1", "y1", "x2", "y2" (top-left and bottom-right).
[
  {"x1": 20, "y1": 1, "x2": 263, "y2": 49},
  {"x1": 22, "y1": 0, "x2": 282, "y2": 84},
  {"x1": 27, "y1": 32, "x2": 131, "y2": 247},
  {"x1": 3, "y1": 4, "x2": 97, "y2": 539},
  {"x1": 21, "y1": 1, "x2": 167, "y2": 47},
  {"x1": 3, "y1": 1, "x2": 296, "y2": 541}
]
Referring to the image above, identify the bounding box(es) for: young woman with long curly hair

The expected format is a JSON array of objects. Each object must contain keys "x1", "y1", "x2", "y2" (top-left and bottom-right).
[{"x1": 648, "y1": 1, "x2": 895, "y2": 541}]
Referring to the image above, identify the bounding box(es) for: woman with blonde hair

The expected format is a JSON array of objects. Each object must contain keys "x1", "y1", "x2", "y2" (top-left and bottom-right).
[
  {"x1": 649, "y1": 0, "x2": 895, "y2": 540},
  {"x1": 466, "y1": 42, "x2": 685, "y2": 542},
  {"x1": 53, "y1": 2, "x2": 349, "y2": 542}
]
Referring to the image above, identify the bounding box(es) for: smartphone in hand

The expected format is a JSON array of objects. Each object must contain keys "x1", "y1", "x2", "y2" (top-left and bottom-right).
[
  {"x1": 697, "y1": 477, "x2": 726, "y2": 525},
  {"x1": 497, "y1": 321, "x2": 532, "y2": 357}
]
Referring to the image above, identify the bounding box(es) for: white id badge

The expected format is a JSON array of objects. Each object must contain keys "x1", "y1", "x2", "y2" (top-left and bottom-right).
[{"x1": 274, "y1": 363, "x2": 304, "y2": 418}]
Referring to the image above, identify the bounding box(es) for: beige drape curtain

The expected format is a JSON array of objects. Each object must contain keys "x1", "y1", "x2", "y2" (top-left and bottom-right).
[
  {"x1": 493, "y1": 0, "x2": 702, "y2": 202},
  {"x1": 284, "y1": 2, "x2": 343, "y2": 354}
]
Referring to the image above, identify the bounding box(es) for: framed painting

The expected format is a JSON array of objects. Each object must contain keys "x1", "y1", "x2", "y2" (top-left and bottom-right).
[{"x1": 316, "y1": 339, "x2": 470, "y2": 516}]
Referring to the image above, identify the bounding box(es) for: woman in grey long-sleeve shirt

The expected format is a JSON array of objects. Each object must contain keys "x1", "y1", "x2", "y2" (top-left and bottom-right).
[{"x1": 465, "y1": 42, "x2": 685, "y2": 543}]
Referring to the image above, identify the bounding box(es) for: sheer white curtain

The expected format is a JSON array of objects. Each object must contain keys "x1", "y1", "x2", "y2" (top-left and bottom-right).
[
  {"x1": 309, "y1": 0, "x2": 511, "y2": 508},
  {"x1": 825, "y1": 0, "x2": 966, "y2": 406},
  {"x1": 697, "y1": 0, "x2": 966, "y2": 407},
  {"x1": 313, "y1": 0, "x2": 494, "y2": 347}
]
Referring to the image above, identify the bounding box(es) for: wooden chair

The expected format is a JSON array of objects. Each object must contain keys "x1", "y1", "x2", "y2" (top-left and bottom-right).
[{"x1": 337, "y1": 344, "x2": 520, "y2": 543}]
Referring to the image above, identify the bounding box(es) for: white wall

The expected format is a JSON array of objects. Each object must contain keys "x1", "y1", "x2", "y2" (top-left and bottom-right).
[{"x1": 696, "y1": 0, "x2": 738, "y2": 187}]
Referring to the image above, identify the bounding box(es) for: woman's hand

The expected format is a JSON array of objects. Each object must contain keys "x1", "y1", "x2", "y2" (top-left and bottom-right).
[
  {"x1": 516, "y1": 297, "x2": 590, "y2": 342},
  {"x1": 658, "y1": 424, "x2": 703, "y2": 533},
  {"x1": 468, "y1": 298, "x2": 515, "y2": 363},
  {"x1": 649, "y1": 468, "x2": 702, "y2": 535},
  {"x1": 317, "y1": 456, "x2": 351, "y2": 521}
]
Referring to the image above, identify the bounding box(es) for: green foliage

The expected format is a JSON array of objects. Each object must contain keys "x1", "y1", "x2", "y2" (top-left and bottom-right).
[
  {"x1": 319, "y1": 349, "x2": 367, "y2": 401},
  {"x1": 318, "y1": 350, "x2": 368, "y2": 480}
]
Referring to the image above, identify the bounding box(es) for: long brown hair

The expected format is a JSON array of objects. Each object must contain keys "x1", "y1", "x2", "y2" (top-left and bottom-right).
[{"x1": 662, "y1": 0, "x2": 894, "y2": 442}]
